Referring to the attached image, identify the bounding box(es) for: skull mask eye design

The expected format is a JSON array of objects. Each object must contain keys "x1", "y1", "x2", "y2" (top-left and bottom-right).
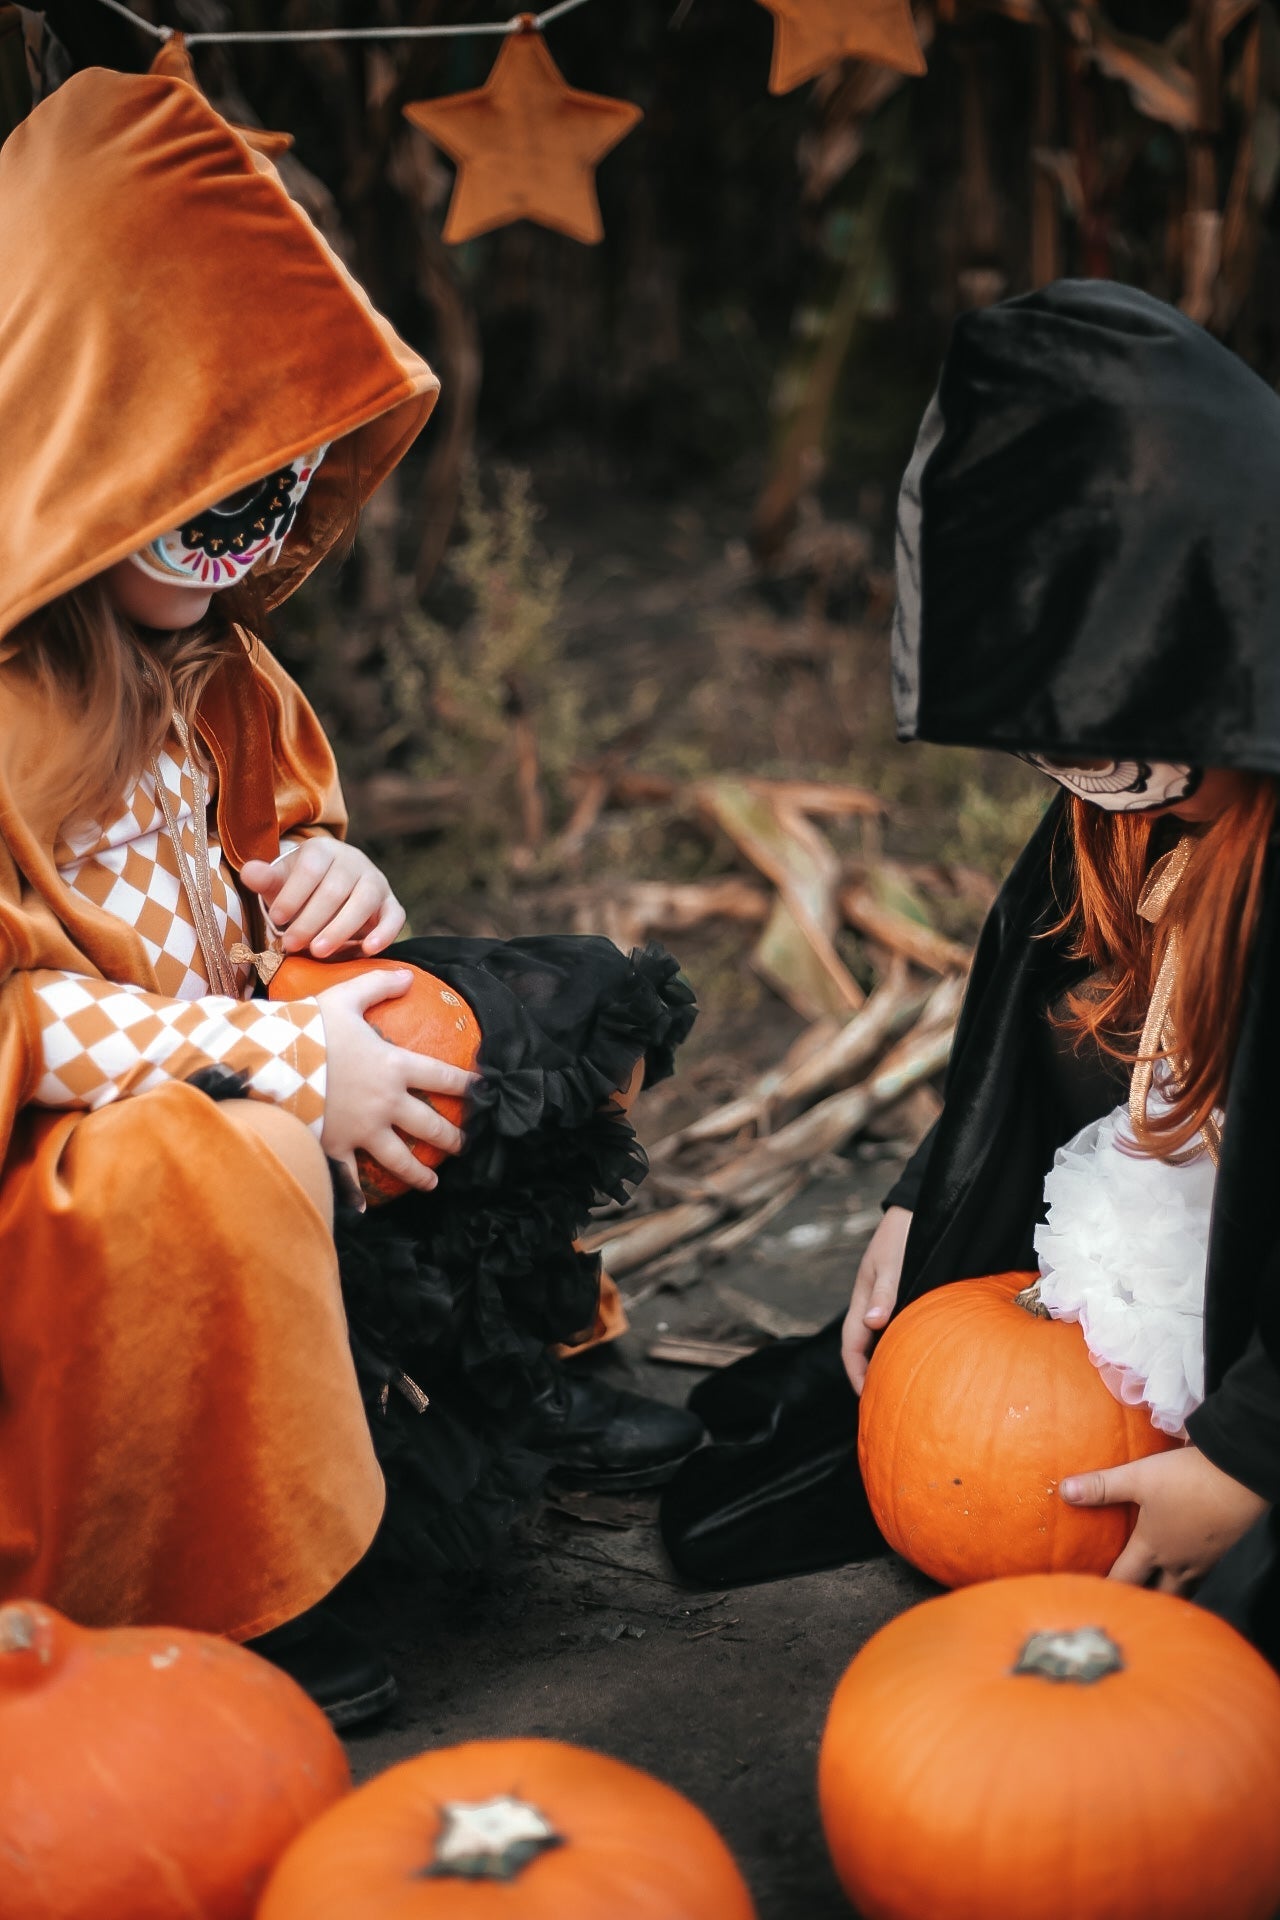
[
  {"x1": 1019, "y1": 754, "x2": 1202, "y2": 812},
  {"x1": 127, "y1": 443, "x2": 329, "y2": 589}
]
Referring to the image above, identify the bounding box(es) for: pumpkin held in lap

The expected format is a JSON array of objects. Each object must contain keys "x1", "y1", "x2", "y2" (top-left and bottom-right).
[
  {"x1": 857, "y1": 1271, "x2": 1177, "y2": 1586},
  {"x1": 270, "y1": 955, "x2": 481, "y2": 1204}
]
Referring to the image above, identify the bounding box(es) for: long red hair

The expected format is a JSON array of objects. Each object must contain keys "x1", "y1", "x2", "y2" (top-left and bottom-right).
[{"x1": 1052, "y1": 779, "x2": 1277, "y2": 1158}]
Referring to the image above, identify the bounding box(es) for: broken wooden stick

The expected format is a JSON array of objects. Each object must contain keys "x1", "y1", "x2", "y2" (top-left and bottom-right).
[
  {"x1": 604, "y1": 983, "x2": 962, "y2": 1278},
  {"x1": 649, "y1": 963, "x2": 923, "y2": 1159},
  {"x1": 696, "y1": 776, "x2": 865, "y2": 1019},
  {"x1": 841, "y1": 883, "x2": 972, "y2": 976}
]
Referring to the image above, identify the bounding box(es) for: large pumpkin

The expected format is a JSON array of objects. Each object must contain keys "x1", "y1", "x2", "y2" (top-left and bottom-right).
[
  {"x1": 257, "y1": 1736, "x2": 757, "y2": 1920},
  {"x1": 819, "y1": 1573, "x2": 1280, "y2": 1920},
  {"x1": 270, "y1": 954, "x2": 481, "y2": 1203},
  {"x1": 0, "y1": 1600, "x2": 350, "y2": 1920},
  {"x1": 858, "y1": 1271, "x2": 1178, "y2": 1586}
]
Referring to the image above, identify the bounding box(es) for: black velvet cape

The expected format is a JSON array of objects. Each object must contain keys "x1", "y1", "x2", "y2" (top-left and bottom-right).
[{"x1": 661, "y1": 282, "x2": 1280, "y2": 1610}]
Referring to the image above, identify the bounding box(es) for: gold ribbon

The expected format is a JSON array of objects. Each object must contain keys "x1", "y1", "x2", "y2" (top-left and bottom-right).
[
  {"x1": 151, "y1": 714, "x2": 243, "y2": 1000},
  {"x1": 1129, "y1": 834, "x2": 1220, "y2": 1165}
]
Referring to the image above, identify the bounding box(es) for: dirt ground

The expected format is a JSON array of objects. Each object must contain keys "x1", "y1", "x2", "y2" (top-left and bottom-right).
[
  {"x1": 327, "y1": 471, "x2": 962, "y2": 1914},
  {"x1": 339, "y1": 1155, "x2": 935, "y2": 1920}
]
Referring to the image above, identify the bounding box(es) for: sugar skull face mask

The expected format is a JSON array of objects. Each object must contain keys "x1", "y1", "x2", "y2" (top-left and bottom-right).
[
  {"x1": 126, "y1": 444, "x2": 329, "y2": 589},
  {"x1": 1019, "y1": 754, "x2": 1202, "y2": 812}
]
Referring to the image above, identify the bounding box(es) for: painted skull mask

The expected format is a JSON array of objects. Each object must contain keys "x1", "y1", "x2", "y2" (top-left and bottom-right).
[
  {"x1": 126, "y1": 444, "x2": 329, "y2": 589},
  {"x1": 1019, "y1": 754, "x2": 1203, "y2": 812}
]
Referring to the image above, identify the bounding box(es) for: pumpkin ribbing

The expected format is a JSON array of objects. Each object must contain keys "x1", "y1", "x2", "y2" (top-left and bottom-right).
[{"x1": 858, "y1": 1270, "x2": 1178, "y2": 1586}]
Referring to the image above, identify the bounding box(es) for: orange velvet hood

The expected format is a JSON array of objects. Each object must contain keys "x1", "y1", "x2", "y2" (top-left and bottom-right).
[
  {"x1": 0, "y1": 68, "x2": 440, "y2": 1158},
  {"x1": 0, "y1": 67, "x2": 438, "y2": 634}
]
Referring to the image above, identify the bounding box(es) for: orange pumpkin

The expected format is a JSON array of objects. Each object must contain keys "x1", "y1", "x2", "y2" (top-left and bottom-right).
[
  {"x1": 257, "y1": 1736, "x2": 757, "y2": 1920},
  {"x1": 819, "y1": 1572, "x2": 1280, "y2": 1920},
  {"x1": 858, "y1": 1270, "x2": 1178, "y2": 1586},
  {"x1": 270, "y1": 954, "x2": 482, "y2": 1204},
  {"x1": 0, "y1": 1600, "x2": 350, "y2": 1920}
]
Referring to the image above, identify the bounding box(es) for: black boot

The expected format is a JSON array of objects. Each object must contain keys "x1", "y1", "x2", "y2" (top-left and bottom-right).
[
  {"x1": 517, "y1": 1360, "x2": 705, "y2": 1492},
  {"x1": 246, "y1": 1605, "x2": 398, "y2": 1730}
]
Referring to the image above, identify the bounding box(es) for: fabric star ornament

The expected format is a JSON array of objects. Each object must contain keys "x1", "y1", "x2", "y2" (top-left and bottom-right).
[
  {"x1": 403, "y1": 23, "x2": 641, "y2": 245},
  {"x1": 756, "y1": 0, "x2": 927, "y2": 93}
]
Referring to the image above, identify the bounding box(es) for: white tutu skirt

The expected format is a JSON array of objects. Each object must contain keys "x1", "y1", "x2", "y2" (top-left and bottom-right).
[{"x1": 1033, "y1": 1098, "x2": 1214, "y2": 1434}]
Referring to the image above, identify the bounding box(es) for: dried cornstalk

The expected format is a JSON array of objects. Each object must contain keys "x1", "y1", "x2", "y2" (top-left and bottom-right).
[
  {"x1": 714, "y1": 1282, "x2": 822, "y2": 1341},
  {"x1": 701, "y1": 1005, "x2": 958, "y2": 1206},
  {"x1": 556, "y1": 876, "x2": 771, "y2": 950},
  {"x1": 610, "y1": 984, "x2": 961, "y2": 1277},
  {"x1": 841, "y1": 884, "x2": 972, "y2": 975},
  {"x1": 755, "y1": 779, "x2": 884, "y2": 819},
  {"x1": 650, "y1": 964, "x2": 922, "y2": 1159},
  {"x1": 647, "y1": 1336, "x2": 761, "y2": 1369},
  {"x1": 649, "y1": 1016, "x2": 840, "y2": 1160},
  {"x1": 700, "y1": 1175, "x2": 807, "y2": 1255},
  {"x1": 593, "y1": 1199, "x2": 722, "y2": 1277},
  {"x1": 696, "y1": 777, "x2": 865, "y2": 1019}
]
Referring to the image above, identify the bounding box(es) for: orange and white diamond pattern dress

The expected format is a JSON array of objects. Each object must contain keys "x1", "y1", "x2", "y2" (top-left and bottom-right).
[{"x1": 29, "y1": 728, "x2": 327, "y2": 1132}]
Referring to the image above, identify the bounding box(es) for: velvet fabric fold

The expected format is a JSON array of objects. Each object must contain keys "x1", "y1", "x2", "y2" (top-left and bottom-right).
[{"x1": 0, "y1": 1084, "x2": 384, "y2": 1638}]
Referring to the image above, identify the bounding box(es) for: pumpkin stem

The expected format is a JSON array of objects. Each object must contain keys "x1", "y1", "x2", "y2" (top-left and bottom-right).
[
  {"x1": 425, "y1": 1796, "x2": 562, "y2": 1882},
  {"x1": 1014, "y1": 1626, "x2": 1125, "y2": 1683},
  {"x1": 0, "y1": 1607, "x2": 36, "y2": 1655},
  {"x1": 1013, "y1": 1280, "x2": 1051, "y2": 1320}
]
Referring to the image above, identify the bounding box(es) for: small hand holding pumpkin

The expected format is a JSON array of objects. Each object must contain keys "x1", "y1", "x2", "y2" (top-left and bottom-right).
[
  {"x1": 1061, "y1": 1444, "x2": 1269, "y2": 1591},
  {"x1": 316, "y1": 969, "x2": 473, "y2": 1201},
  {"x1": 842, "y1": 1205, "x2": 912, "y2": 1393},
  {"x1": 241, "y1": 840, "x2": 405, "y2": 957}
]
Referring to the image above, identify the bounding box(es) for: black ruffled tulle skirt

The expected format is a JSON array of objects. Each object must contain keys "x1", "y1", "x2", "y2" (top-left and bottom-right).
[{"x1": 331, "y1": 935, "x2": 696, "y2": 1574}]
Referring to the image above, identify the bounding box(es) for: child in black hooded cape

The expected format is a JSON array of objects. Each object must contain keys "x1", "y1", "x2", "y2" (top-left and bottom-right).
[{"x1": 661, "y1": 281, "x2": 1280, "y2": 1660}]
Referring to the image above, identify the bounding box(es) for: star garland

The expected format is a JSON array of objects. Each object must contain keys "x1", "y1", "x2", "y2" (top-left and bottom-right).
[{"x1": 91, "y1": 0, "x2": 930, "y2": 244}]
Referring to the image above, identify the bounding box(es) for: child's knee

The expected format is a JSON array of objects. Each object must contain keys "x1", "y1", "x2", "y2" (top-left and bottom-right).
[{"x1": 216, "y1": 1100, "x2": 334, "y2": 1227}]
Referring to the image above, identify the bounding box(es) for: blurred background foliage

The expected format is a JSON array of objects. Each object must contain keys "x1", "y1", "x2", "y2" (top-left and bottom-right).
[{"x1": 16, "y1": 0, "x2": 1276, "y2": 949}]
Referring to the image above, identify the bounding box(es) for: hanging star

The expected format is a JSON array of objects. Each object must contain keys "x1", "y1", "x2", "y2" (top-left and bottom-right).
[
  {"x1": 755, "y1": 0, "x2": 927, "y2": 94},
  {"x1": 403, "y1": 21, "x2": 641, "y2": 246},
  {"x1": 149, "y1": 34, "x2": 294, "y2": 156}
]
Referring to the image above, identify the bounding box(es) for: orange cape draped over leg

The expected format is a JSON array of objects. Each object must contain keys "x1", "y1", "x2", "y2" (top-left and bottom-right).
[{"x1": 0, "y1": 68, "x2": 445, "y2": 1635}]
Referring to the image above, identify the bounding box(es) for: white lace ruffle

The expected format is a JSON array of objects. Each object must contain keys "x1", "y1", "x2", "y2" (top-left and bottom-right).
[{"x1": 1033, "y1": 1096, "x2": 1214, "y2": 1434}]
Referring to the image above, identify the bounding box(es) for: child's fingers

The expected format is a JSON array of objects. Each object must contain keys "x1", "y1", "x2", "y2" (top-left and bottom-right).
[
  {"x1": 395, "y1": 1093, "x2": 465, "y2": 1157},
  {"x1": 367, "y1": 1129, "x2": 439, "y2": 1194},
  {"x1": 1060, "y1": 1464, "x2": 1134, "y2": 1507},
  {"x1": 239, "y1": 855, "x2": 293, "y2": 903},
  {"x1": 265, "y1": 843, "x2": 339, "y2": 929},
  {"x1": 397, "y1": 1048, "x2": 479, "y2": 1098},
  {"x1": 1107, "y1": 1532, "x2": 1157, "y2": 1585},
  {"x1": 320, "y1": 969, "x2": 414, "y2": 1016},
  {"x1": 308, "y1": 880, "x2": 387, "y2": 958},
  {"x1": 361, "y1": 895, "x2": 407, "y2": 955},
  {"x1": 279, "y1": 872, "x2": 371, "y2": 952},
  {"x1": 863, "y1": 1265, "x2": 898, "y2": 1327}
]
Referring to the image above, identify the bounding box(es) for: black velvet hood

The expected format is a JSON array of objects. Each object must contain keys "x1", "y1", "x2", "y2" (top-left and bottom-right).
[
  {"x1": 893, "y1": 278, "x2": 1280, "y2": 770},
  {"x1": 661, "y1": 281, "x2": 1280, "y2": 1599}
]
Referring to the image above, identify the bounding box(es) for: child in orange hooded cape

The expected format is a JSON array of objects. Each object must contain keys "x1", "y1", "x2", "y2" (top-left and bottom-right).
[{"x1": 0, "y1": 68, "x2": 697, "y2": 1710}]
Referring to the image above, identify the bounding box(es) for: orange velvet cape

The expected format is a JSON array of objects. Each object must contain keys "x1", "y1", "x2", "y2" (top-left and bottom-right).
[{"x1": 0, "y1": 69, "x2": 440, "y2": 1635}]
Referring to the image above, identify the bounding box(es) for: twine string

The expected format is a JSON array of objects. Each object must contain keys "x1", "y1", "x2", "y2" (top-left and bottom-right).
[{"x1": 87, "y1": 0, "x2": 598, "y2": 47}]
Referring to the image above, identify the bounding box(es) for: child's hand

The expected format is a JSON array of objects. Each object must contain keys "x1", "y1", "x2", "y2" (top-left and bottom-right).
[
  {"x1": 842, "y1": 1205, "x2": 913, "y2": 1394},
  {"x1": 240, "y1": 842, "x2": 405, "y2": 958},
  {"x1": 315, "y1": 970, "x2": 474, "y2": 1200},
  {"x1": 1060, "y1": 1446, "x2": 1269, "y2": 1592}
]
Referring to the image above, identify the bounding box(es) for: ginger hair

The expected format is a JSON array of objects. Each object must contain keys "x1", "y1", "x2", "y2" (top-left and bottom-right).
[
  {"x1": 7, "y1": 576, "x2": 262, "y2": 834},
  {"x1": 1051, "y1": 780, "x2": 1277, "y2": 1159}
]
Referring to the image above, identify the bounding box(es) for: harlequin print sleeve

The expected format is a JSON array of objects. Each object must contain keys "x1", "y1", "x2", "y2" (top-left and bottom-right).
[{"x1": 26, "y1": 970, "x2": 327, "y2": 1134}]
